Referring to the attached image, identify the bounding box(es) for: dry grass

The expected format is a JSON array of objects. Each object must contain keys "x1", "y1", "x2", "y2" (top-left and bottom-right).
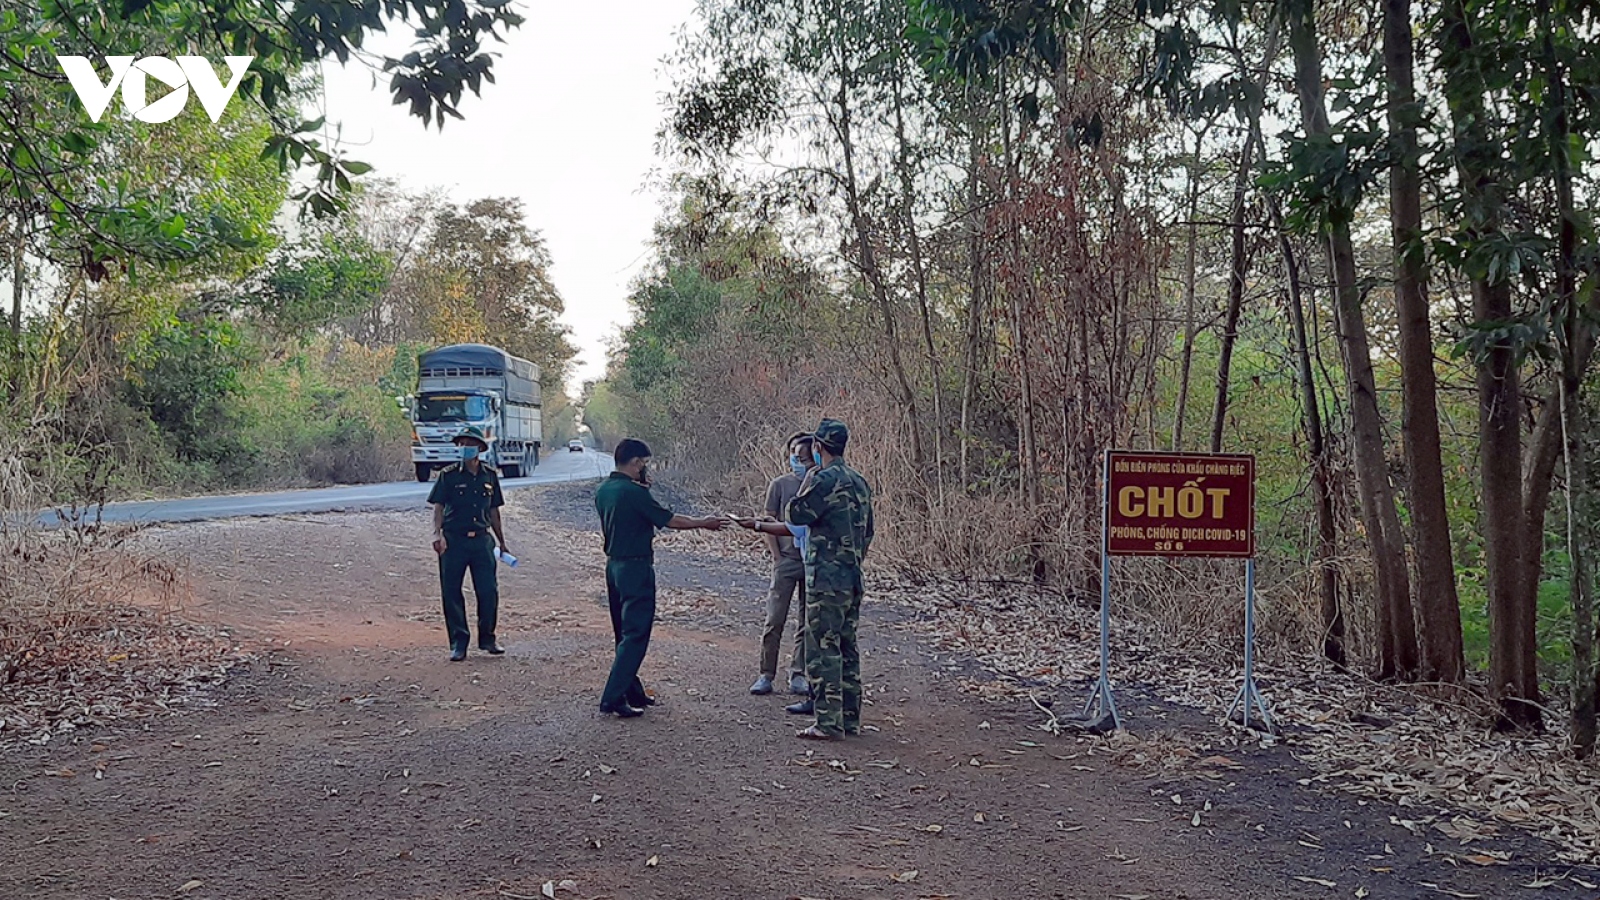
[{"x1": 0, "y1": 427, "x2": 244, "y2": 748}]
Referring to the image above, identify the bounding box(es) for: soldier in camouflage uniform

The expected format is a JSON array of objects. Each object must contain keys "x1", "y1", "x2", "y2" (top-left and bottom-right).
[{"x1": 784, "y1": 418, "x2": 874, "y2": 740}]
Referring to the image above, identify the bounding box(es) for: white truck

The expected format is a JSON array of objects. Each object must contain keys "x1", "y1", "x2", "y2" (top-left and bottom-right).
[{"x1": 409, "y1": 343, "x2": 541, "y2": 481}]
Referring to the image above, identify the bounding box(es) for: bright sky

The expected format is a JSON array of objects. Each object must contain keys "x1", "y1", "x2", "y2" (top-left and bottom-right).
[{"x1": 317, "y1": 1, "x2": 702, "y2": 396}]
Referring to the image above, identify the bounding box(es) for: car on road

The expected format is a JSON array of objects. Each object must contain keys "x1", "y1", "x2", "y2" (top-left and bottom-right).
[{"x1": 568, "y1": 440, "x2": 584, "y2": 452}]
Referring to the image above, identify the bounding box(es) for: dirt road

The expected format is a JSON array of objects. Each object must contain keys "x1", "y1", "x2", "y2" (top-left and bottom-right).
[{"x1": 0, "y1": 483, "x2": 1575, "y2": 899}]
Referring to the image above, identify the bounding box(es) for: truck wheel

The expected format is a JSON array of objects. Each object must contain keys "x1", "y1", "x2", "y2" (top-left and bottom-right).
[
  {"x1": 415, "y1": 463, "x2": 432, "y2": 483},
  {"x1": 503, "y1": 464, "x2": 522, "y2": 479}
]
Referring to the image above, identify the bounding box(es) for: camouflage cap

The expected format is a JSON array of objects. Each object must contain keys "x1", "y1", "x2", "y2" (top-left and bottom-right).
[
  {"x1": 813, "y1": 417, "x2": 849, "y2": 453},
  {"x1": 452, "y1": 425, "x2": 490, "y2": 449}
]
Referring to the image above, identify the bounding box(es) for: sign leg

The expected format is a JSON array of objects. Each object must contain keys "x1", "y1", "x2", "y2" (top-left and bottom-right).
[
  {"x1": 1227, "y1": 558, "x2": 1275, "y2": 733},
  {"x1": 1081, "y1": 527, "x2": 1120, "y2": 731}
]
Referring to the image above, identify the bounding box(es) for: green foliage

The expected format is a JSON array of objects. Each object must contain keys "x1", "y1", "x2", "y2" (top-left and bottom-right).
[
  {"x1": 622, "y1": 266, "x2": 723, "y2": 397},
  {"x1": 249, "y1": 227, "x2": 392, "y2": 333},
  {"x1": 580, "y1": 379, "x2": 624, "y2": 451},
  {"x1": 231, "y1": 342, "x2": 412, "y2": 486},
  {"x1": 122, "y1": 314, "x2": 253, "y2": 475},
  {"x1": 670, "y1": 60, "x2": 783, "y2": 158},
  {"x1": 906, "y1": 0, "x2": 1082, "y2": 81},
  {"x1": 0, "y1": 0, "x2": 522, "y2": 279},
  {"x1": 410, "y1": 197, "x2": 577, "y2": 387}
]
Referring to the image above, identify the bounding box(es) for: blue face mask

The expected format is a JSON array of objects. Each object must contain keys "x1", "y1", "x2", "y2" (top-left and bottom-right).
[
  {"x1": 789, "y1": 455, "x2": 807, "y2": 477},
  {"x1": 460, "y1": 445, "x2": 480, "y2": 461},
  {"x1": 812, "y1": 446, "x2": 824, "y2": 466}
]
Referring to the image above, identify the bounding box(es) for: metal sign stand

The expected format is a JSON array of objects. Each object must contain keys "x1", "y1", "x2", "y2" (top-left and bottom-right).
[
  {"x1": 1224, "y1": 558, "x2": 1275, "y2": 732},
  {"x1": 1090, "y1": 449, "x2": 1268, "y2": 733},
  {"x1": 1081, "y1": 453, "x2": 1120, "y2": 732}
]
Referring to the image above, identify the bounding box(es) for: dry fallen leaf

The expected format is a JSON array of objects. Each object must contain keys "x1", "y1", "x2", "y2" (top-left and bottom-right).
[
  {"x1": 1419, "y1": 885, "x2": 1479, "y2": 899},
  {"x1": 1293, "y1": 876, "x2": 1336, "y2": 888},
  {"x1": 892, "y1": 870, "x2": 919, "y2": 883},
  {"x1": 540, "y1": 881, "x2": 555, "y2": 899},
  {"x1": 178, "y1": 880, "x2": 203, "y2": 894},
  {"x1": 873, "y1": 572, "x2": 1600, "y2": 868},
  {"x1": 646, "y1": 855, "x2": 659, "y2": 868}
]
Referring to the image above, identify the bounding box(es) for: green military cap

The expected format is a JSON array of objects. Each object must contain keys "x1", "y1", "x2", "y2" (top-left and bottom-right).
[
  {"x1": 453, "y1": 425, "x2": 490, "y2": 449},
  {"x1": 813, "y1": 418, "x2": 849, "y2": 453}
]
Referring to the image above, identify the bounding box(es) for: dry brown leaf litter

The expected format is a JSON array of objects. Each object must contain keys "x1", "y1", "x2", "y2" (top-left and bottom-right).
[
  {"x1": 871, "y1": 571, "x2": 1600, "y2": 864},
  {"x1": 0, "y1": 544, "x2": 245, "y2": 750}
]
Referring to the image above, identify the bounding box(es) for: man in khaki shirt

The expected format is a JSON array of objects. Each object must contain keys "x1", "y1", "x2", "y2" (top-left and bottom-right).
[{"x1": 751, "y1": 432, "x2": 814, "y2": 696}]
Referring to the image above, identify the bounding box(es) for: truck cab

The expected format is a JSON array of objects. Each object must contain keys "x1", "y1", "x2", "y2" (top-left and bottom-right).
[
  {"x1": 411, "y1": 390, "x2": 502, "y2": 473},
  {"x1": 410, "y1": 344, "x2": 542, "y2": 481}
]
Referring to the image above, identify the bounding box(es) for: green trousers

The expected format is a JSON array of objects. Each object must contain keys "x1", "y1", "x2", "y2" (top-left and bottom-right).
[
  {"x1": 439, "y1": 532, "x2": 498, "y2": 651},
  {"x1": 601, "y1": 558, "x2": 656, "y2": 709},
  {"x1": 805, "y1": 579, "x2": 863, "y2": 736}
]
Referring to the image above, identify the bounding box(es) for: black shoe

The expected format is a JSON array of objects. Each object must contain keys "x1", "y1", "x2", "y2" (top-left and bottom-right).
[
  {"x1": 786, "y1": 699, "x2": 814, "y2": 715},
  {"x1": 480, "y1": 643, "x2": 505, "y2": 655},
  {"x1": 627, "y1": 693, "x2": 657, "y2": 708},
  {"x1": 599, "y1": 702, "x2": 644, "y2": 718},
  {"x1": 449, "y1": 647, "x2": 467, "y2": 662}
]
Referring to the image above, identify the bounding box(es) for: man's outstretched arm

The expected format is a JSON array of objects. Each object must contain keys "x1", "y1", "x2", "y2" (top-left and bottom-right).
[{"x1": 668, "y1": 514, "x2": 726, "y2": 530}]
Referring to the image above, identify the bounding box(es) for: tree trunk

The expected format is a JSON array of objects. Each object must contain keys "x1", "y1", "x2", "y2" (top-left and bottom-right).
[
  {"x1": 1171, "y1": 124, "x2": 1206, "y2": 451},
  {"x1": 9, "y1": 220, "x2": 24, "y2": 400},
  {"x1": 1209, "y1": 26, "x2": 1276, "y2": 455},
  {"x1": 1209, "y1": 128, "x2": 1258, "y2": 453},
  {"x1": 1010, "y1": 222, "x2": 1042, "y2": 514},
  {"x1": 890, "y1": 42, "x2": 943, "y2": 506},
  {"x1": 1284, "y1": 0, "x2": 1419, "y2": 680},
  {"x1": 1437, "y1": 0, "x2": 1539, "y2": 727},
  {"x1": 1383, "y1": 0, "x2": 1465, "y2": 684},
  {"x1": 1276, "y1": 202, "x2": 1346, "y2": 669},
  {"x1": 959, "y1": 114, "x2": 986, "y2": 486},
  {"x1": 996, "y1": 68, "x2": 1042, "y2": 516},
  {"x1": 831, "y1": 57, "x2": 924, "y2": 471},
  {"x1": 10, "y1": 224, "x2": 22, "y2": 339},
  {"x1": 1538, "y1": 0, "x2": 1592, "y2": 753},
  {"x1": 1563, "y1": 384, "x2": 1594, "y2": 755}
]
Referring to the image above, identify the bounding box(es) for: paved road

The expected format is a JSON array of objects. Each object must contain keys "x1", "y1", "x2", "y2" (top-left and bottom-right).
[{"x1": 53, "y1": 447, "x2": 614, "y2": 526}]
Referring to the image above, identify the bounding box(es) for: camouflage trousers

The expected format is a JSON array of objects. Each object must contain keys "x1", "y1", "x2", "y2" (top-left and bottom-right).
[{"x1": 804, "y1": 584, "x2": 863, "y2": 736}]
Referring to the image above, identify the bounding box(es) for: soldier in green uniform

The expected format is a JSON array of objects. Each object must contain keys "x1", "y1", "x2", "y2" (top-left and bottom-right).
[
  {"x1": 785, "y1": 418, "x2": 874, "y2": 740},
  {"x1": 428, "y1": 426, "x2": 510, "y2": 662},
  {"x1": 594, "y1": 438, "x2": 727, "y2": 718}
]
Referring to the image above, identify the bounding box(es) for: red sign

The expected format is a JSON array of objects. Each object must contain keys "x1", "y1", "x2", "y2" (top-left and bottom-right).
[{"x1": 1105, "y1": 451, "x2": 1255, "y2": 557}]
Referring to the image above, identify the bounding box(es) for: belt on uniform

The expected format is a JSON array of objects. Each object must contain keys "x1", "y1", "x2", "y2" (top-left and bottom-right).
[{"x1": 447, "y1": 529, "x2": 490, "y2": 539}]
